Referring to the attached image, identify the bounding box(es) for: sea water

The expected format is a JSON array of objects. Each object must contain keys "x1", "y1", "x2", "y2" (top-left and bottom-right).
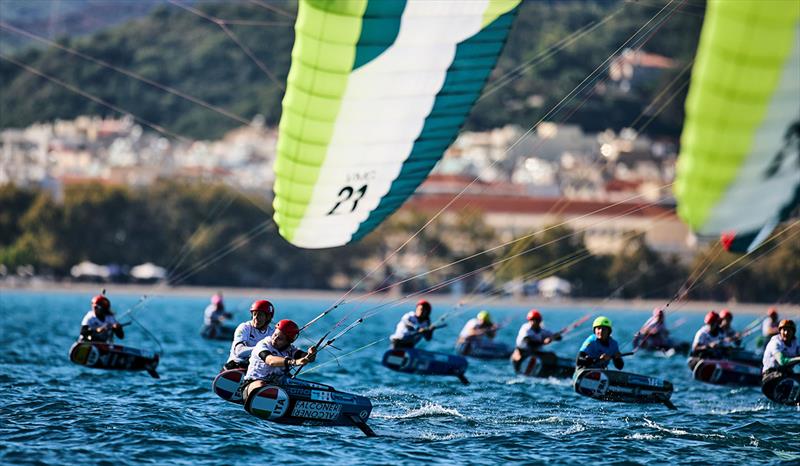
[{"x1": 1, "y1": 291, "x2": 797, "y2": 465}]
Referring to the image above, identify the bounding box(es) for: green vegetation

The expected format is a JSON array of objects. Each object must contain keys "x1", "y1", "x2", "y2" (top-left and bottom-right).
[
  {"x1": 0, "y1": 0, "x2": 161, "y2": 51},
  {"x1": 1, "y1": 3, "x2": 294, "y2": 138},
  {"x1": 2, "y1": 181, "x2": 797, "y2": 303},
  {"x1": 687, "y1": 239, "x2": 800, "y2": 303},
  {"x1": 0, "y1": 0, "x2": 704, "y2": 139},
  {"x1": 0, "y1": 181, "x2": 369, "y2": 288},
  {"x1": 495, "y1": 225, "x2": 612, "y2": 297}
]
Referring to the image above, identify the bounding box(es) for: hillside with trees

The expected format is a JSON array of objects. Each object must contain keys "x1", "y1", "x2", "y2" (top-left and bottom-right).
[
  {"x1": 0, "y1": 0, "x2": 705, "y2": 140},
  {"x1": 0, "y1": 0, "x2": 162, "y2": 51}
]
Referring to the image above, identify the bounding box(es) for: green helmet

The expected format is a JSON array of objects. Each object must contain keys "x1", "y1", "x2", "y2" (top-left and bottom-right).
[
  {"x1": 593, "y1": 316, "x2": 612, "y2": 329},
  {"x1": 477, "y1": 310, "x2": 491, "y2": 323}
]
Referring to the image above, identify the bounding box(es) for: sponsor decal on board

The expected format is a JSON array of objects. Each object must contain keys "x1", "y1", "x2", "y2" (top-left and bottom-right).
[
  {"x1": 310, "y1": 390, "x2": 334, "y2": 402},
  {"x1": 86, "y1": 345, "x2": 100, "y2": 366},
  {"x1": 291, "y1": 401, "x2": 341, "y2": 421},
  {"x1": 252, "y1": 387, "x2": 290, "y2": 420}
]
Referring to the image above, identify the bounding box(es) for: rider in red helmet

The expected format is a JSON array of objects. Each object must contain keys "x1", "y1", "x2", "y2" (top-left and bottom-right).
[
  {"x1": 718, "y1": 309, "x2": 742, "y2": 346},
  {"x1": 389, "y1": 299, "x2": 437, "y2": 349},
  {"x1": 632, "y1": 307, "x2": 676, "y2": 351},
  {"x1": 242, "y1": 319, "x2": 317, "y2": 403},
  {"x1": 202, "y1": 292, "x2": 233, "y2": 339},
  {"x1": 223, "y1": 299, "x2": 276, "y2": 370},
  {"x1": 511, "y1": 309, "x2": 562, "y2": 372},
  {"x1": 690, "y1": 311, "x2": 729, "y2": 357},
  {"x1": 79, "y1": 294, "x2": 124, "y2": 342}
]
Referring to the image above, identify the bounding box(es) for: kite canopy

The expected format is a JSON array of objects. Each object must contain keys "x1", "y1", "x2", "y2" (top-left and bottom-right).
[
  {"x1": 675, "y1": 0, "x2": 800, "y2": 252},
  {"x1": 273, "y1": 0, "x2": 521, "y2": 248}
]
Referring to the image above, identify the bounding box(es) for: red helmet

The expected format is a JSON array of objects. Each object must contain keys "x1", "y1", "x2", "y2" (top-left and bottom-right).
[
  {"x1": 275, "y1": 319, "x2": 300, "y2": 340},
  {"x1": 704, "y1": 311, "x2": 720, "y2": 325},
  {"x1": 768, "y1": 307, "x2": 778, "y2": 318},
  {"x1": 719, "y1": 309, "x2": 732, "y2": 321},
  {"x1": 92, "y1": 295, "x2": 110, "y2": 310},
  {"x1": 653, "y1": 307, "x2": 664, "y2": 317},
  {"x1": 417, "y1": 299, "x2": 431, "y2": 312},
  {"x1": 527, "y1": 309, "x2": 542, "y2": 321},
  {"x1": 250, "y1": 300, "x2": 275, "y2": 318}
]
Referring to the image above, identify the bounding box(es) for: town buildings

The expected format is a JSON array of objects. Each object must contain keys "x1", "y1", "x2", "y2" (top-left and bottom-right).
[{"x1": 1, "y1": 111, "x2": 691, "y2": 261}]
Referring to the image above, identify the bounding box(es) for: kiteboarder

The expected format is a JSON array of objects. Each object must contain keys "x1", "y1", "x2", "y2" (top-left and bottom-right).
[
  {"x1": 456, "y1": 310, "x2": 513, "y2": 358},
  {"x1": 79, "y1": 295, "x2": 124, "y2": 343},
  {"x1": 759, "y1": 307, "x2": 780, "y2": 348},
  {"x1": 632, "y1": 308, "x2": 674, "y2": 350},
  {"x1": 511, "y1": 309, "x2": 562, "y2": 371},
  {"x1": 223, "y1": 299, "x2": 275, "y2": 370},
  {"x1": 690, "y1": 311, "x2": 731, "y2": 357},
  {"x1": 573, "y1": 318, "x2": 675, "y2": 409},
  {"x1": 576, "y1": 317, "x2": 623, "y2": 370},
  {"x1": 762, "y1": 319, "x2": 800, "y2": 382},
  {"x1": 241, "y1": 319, "x2": 317, "y2": 403},
  {"x1": 458, "y1": 311, "x2": 498, "y2": 344},
  {"x1": 389, "y1": 299, "x2": 437, "y2": 349},
  {"x1": 718, "y1": 309, "x2": 741, "y2": 346},
  {"x1": 201, "y1": 293, "x2": 233, "y2": 339}
]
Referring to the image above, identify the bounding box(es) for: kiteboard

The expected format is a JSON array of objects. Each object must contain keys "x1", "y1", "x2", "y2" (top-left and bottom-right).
[
  {"x1": 689, "y1": 358, "x2": 761, "y2": 387},
  {"x1": 689, "y1": 358, "x2": 761, "y2": 386},
  {"x1": 381, "y1": 348, "x2": 469, "y2": 384},
  {"x1": 212, "y1": 368, "x2": 247, "y2": 403},
  {"x1": 244, "y1": 377, "x2": 375, "y2": 437},
  {"x1": 689, "y1": 349, "x2": 761, "y2": 367},
  {"x1": 456, "y1": 339, "x2": 513, "y2": 359},
  {"x1": 69, "y1": 341, "x2": 160, "y2": 378},
  {"x1": 725, "y1": 349, "x2": 762, "y2": 367},
  {"x1": 573, "y1": 369, "x2": 675, "y2": 409},
  {"x1": 515, "y1": 351, "x2": 575, "y2": 378},
  {"x1": 761, "y1": 373, "x2": 800, "y2": 406}
]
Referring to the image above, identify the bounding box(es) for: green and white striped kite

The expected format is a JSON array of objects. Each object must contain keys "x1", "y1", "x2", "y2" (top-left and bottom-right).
[{"x1": 273, "y1": 0, "x2": 521, "y2": 248}]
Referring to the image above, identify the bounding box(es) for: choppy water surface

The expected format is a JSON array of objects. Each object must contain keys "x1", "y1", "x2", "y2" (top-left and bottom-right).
[{"x1": 1, "y1": 291, "x2": 798, "y2": 465}]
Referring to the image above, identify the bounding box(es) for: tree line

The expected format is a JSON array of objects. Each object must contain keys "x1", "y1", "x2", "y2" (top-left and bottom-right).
[{"x1": 1, "y1": 181, "x2": 797, "y2": 304}]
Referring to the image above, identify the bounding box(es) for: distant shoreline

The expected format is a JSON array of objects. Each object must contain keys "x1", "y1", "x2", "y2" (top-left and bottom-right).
[{"x1": 3, "y1": 280, "x2": 797, "y2": 316}]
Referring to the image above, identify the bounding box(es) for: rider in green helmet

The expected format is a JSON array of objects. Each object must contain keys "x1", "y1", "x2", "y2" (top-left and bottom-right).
[
  {"x1": 576, "y1": 316, "x2": 623, "y2": 370},
  {"x1": 593, "y1": 316, "x2": 612, "y2": 328},
  {"x1": 457, "y1": 310, "x2": 500, "y2": 350}
]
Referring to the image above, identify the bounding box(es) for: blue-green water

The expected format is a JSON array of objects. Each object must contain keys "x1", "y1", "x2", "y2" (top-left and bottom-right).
[{"x1": 1, "y1": 291, "x2": 798, "y2": 465}]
